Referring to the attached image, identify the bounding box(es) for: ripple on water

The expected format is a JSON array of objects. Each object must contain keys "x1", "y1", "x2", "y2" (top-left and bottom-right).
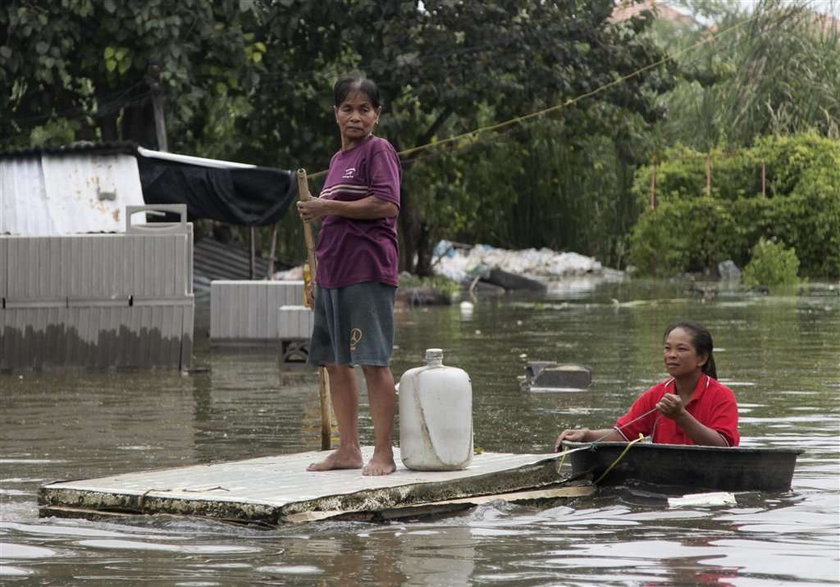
[
  {"x1": 0, "y1": 565, "x2": 33, "y2": 577},
  {"x1": 75, "y1": 539, "x2": 261, "y2": 554},
  {"x1": 0, "y1": 489, "x2": 30, "y2": 496},
  {"x1": 256, "y1": 565, "x2": 324, "y2": 576},
  {"x1": 3, "y1": 521, "x2": 185, "y2": 540},
  {"x1": 0, "y1": 543, "x2": 58, "y2": 559},
  {"x1": 0, "y1": 459, "x2": 66, "y2": 464},
  {"x1": 713, "y1": 538, "x2": 840, "y2": 583}
]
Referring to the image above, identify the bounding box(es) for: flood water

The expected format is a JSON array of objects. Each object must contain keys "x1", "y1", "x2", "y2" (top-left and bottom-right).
[{"x1": 1, "y1": 278, "x2": 838, "y2": 585}]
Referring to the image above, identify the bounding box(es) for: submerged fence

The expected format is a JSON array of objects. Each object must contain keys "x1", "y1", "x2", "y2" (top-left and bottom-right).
[
  {"x1": 0, "y1": 205, "x2": 194, "y2": 371},
  {"x1": 210, "y1": 280, "x2": 313, "y2": 362}
]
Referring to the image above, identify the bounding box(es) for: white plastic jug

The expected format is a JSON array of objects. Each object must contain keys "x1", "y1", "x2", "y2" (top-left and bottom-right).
[{"x1": 399, "y1": 348, "x2": 473, "y2": 471}]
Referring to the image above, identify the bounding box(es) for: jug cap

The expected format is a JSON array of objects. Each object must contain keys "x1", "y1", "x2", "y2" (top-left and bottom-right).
[{"x1": 425, "y1": 348, "x2": 444, "y2": 362}]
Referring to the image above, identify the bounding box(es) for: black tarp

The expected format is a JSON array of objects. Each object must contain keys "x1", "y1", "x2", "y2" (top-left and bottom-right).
[{"x1": 137, "y1": 155, "x2": 297, "y2": 226}]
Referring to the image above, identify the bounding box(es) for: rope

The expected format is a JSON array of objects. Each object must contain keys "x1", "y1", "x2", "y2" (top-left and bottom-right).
[
  {"x1": 554, "y1": 405, "x2": 658, "y2": 474},
  {"x1": 593, "y1": 433, "x2": 646, "y2": 485},
  {"x1": 309, "y1": 4, "x2": 788, "y2": 179}
]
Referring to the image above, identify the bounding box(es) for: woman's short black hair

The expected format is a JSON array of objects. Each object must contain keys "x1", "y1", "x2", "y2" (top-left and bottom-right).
[
  {"x1": 664, "y1": 321, "x2": 718, "y2": 379},
  {"x1": 333, "y1": 76, "x2": 382, "y2": 109}
]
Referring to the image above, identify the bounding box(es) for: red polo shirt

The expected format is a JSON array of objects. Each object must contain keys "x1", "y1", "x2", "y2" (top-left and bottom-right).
[{"x1": 614, "y1": 375, "x2": 740, "y2": 446}]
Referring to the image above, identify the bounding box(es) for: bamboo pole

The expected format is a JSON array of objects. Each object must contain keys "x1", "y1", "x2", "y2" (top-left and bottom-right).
[{"x1": 297, "y1": 169, "x2": 332, "y2": 450}]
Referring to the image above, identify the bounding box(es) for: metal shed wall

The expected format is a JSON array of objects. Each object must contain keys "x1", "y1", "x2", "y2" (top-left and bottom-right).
[
  {"x1": 0, "y1": 208, "x2": 193, "y2": 371},
  {"x1": 210, "y1": 280, "x2": 310, "y2": 342}
]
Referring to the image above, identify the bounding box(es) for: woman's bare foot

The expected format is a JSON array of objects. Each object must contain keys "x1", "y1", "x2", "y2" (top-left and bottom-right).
[
  {"x1": 307, "y1": 446, "x2": 363, "y2": 471},
  {"x1": 362, "y1": 452, "x2": 396, "y2": 476}
]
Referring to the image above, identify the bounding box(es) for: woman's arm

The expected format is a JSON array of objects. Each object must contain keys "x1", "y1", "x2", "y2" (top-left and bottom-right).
[{"x1": 297, "y1": 195, "x2": 397, "y2": 222}]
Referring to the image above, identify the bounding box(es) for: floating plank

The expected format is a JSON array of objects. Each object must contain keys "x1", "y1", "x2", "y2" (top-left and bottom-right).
[
  {"x1": 39, "y1": 448, "x2": 588, "y2": 526},
  {"x1": 667, "y1": 492, "x2": 737, "y2": 508}
]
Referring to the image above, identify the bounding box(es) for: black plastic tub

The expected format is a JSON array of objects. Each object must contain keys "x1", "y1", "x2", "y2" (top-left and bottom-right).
[{"x1": 561, "y1": 442, "x2": 803, "y2": 492}]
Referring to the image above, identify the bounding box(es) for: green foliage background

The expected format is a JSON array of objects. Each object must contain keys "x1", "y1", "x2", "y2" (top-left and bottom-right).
[{"x1": 1, "y1": 0, "x2": 838, "y2": 280}]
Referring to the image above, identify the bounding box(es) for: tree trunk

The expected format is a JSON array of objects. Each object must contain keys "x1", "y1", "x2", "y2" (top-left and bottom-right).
[
  {"x1": 398, "y1": 182, "x2": 420, "y2": 273},
  {"x1": 415, "y1": 221, "x2": 433, "y2": 277},
  {"x1": 97, "y1": 111, "x2": 119, "y2": 142},
  {"x1": 393, "y1": 107, "x2": 453, "y2": 276},
  {"x1": 120, "y1": 98, "x2": 158, "y2": 148}
]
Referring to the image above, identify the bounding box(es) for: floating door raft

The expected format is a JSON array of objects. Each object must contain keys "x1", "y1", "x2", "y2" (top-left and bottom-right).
[{"x1": 39, "y1": 448, "x2": 592, "y2": 525}]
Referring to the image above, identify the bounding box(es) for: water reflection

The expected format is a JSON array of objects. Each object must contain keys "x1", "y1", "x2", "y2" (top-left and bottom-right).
[{"x1": 0, "y1": 279, "x2": 838, "y2": 584}]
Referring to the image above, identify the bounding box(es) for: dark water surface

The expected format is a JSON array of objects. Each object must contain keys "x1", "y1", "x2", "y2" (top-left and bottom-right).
[{"x1": 2, "y1": 278, "x2": 838, "y2": 585}]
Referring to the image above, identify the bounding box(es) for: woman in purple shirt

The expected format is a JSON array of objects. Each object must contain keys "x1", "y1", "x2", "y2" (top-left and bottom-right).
[{"x1": 297, "y1": 77, "x2": 402, "y2": 476}]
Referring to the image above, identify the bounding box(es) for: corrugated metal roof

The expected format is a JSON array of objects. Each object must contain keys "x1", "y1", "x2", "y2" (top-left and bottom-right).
[
  {"x1": 0, "y1": 151, "x2": 145, "y2": 235},
  {"x1": 193, "y1": 237, "x2": 274, "y2": 291},
  {"x1": 0, "y1": 157, "x2": 52, "y2": 235}
]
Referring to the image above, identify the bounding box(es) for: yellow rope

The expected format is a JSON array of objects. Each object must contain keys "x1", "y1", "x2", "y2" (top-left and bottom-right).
[
  {"x1": 309, "y1": 4, "x2": 788, "y2": 179},
  {"x1": 593, "y1": 433, "x2": 646, "y2": 485},
  {"x1": 554, "y1": 450, "x2": 568, "y2": 475}
]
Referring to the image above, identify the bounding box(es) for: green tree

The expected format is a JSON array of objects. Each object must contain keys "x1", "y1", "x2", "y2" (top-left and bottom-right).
[
  {"x1": 652, "y1": 0, "x2": 840, "y2": 150},
  {"x1": 0, "y1": 0, "x2": 266, "y2": 149},
  {"x1": 743, "y1": 237, "x2": 800, "y2": 288},
  {"x1": 246, "y1": 0, "x2": 673, "y2": 273}
]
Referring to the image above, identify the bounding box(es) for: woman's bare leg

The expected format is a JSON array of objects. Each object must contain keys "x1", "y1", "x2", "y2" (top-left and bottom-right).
[
  {"x1": 361, "y1": 365, "x2": 397, "y2": 476},
  {"x1": 307, "y1": 364, "x2": 363, "y2": 471}
]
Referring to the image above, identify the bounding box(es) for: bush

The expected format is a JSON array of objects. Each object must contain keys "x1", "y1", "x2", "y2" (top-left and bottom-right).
[
  {"x1": 743, "y1": 238, "x2": 800, "y2": 287},
  {"x1": 628, "y1": 198, "x2": 742, "y2": 276},
  {"x1": 629, "y1": 134, "x2": 840, "y2": 279}
]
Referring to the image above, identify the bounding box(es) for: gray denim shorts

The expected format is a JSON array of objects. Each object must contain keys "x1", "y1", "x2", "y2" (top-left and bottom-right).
[{"x1": 307, "y1": 281, "x2": 396, "y2": 367}]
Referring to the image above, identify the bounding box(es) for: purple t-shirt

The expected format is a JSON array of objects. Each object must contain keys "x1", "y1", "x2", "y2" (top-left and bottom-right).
[{"x1": 315, "y1": 135, "x2": 402, "y2": 288}]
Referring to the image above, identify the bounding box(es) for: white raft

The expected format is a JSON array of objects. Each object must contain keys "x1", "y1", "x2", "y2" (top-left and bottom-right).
[{"x1": 39, "y1": 447, "x2": 592, "y2": 525}]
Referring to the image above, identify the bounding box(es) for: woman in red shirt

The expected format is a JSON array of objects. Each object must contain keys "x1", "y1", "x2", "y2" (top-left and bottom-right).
[{"x1": 555, "y1": 321, "x2": 739, "y2": 450}]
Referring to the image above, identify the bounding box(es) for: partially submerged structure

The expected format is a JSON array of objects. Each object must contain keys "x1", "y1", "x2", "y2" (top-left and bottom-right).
[
  {"x1": 0, "y1": 204, "x2": 194, "y2": 370},
  {"x1": 210, "y1": 280, "x2": 314, "y2": 361},
  {"x1": 520, "y1": 362, "x2": 593, "y2": 392},
  {"x1": 0, "y1": 143, "x2": 298, "y2": 370}
]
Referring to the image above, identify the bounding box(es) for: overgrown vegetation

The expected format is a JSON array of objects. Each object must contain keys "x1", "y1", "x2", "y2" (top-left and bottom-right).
[
  {"x1": 628, "y1": 134, "x2": 840, "y2": 279},
  {"x1": 397, "y1": 274, "x2": 462, "y2": 304},
  {"x1": 651, "y1": 0, "x2": 840, "y2": 149}
]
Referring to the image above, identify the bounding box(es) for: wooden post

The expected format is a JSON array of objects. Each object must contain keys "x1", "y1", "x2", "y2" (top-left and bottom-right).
[
  {"x1": 147, "y1": 65, "x2": 168, "y2": 152},
  {"x1": 265, "y1": 222, "x2": 279, "y2": 279},
  {"x1": 249, "y1": 226, "x2": 256, "y2": 280},
  {"x1": 297, "y1": 169, "x2": 332, "y2": 450},
  {"x1": 705, "y1": 154, "x2": 712, "y2": 197},
  {"x1": 650, "y1": 155, "x2": 657, "y2": 210}
]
